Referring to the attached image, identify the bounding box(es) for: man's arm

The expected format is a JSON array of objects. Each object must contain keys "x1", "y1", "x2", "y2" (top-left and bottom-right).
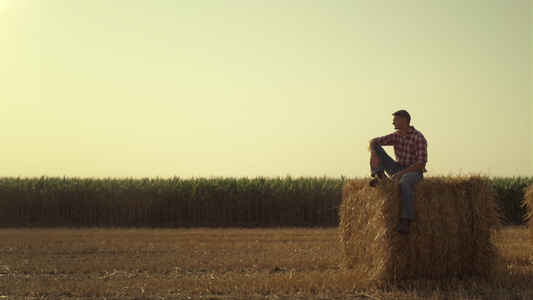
[
  {"x1": 368, "y1": 139, "x2": 380, "y2": 168},
  {"x1": 391, "y1": 162, "x2": 425, "y2": 180}
]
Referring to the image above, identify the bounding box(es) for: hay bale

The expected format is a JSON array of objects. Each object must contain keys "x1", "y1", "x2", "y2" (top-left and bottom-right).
[
  {"x1": 340, "y1": 175, "x2": 501, "y2": 281},
  {"x1": 523, "y1": 184, "x2": 533, "y2": 235}
]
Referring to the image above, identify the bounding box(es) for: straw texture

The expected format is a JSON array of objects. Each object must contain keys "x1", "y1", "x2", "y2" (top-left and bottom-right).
[{"x1": 340, "y1": 176, "x2": 501, "y2": 281}]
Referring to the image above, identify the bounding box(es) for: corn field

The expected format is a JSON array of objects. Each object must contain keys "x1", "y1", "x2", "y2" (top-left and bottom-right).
[
  {"x1": 0, "y1": 176, "x2": 344, "y2": 227},
  {"x1": 491, "y1": 176, "x2": 533, "y2": 224},
  {"x1": 0, "y1": 176, "x2": 530, "y2": 227}
]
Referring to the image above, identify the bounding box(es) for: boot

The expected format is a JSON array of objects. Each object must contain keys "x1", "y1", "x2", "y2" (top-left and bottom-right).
[
  {"x1": 369, "y1": 172, "x2": 385, "y2": 187},
  {"x1": 395, "y1": 218, "x2": 410, "y2": 234}
]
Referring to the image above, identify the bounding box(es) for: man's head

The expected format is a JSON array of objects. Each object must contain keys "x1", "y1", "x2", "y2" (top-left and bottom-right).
[{"x1": 392, "y1": 110, "x2": 411, "y2": 130}]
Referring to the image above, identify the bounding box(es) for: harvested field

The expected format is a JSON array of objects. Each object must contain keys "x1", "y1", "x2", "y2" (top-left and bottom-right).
[{"x1": 0, "y1": 227, "x2": 532, "y2": 299}]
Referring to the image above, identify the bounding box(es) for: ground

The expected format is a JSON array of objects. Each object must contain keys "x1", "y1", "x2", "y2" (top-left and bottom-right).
[{"x1": 0, "y1": 226, "x2": 531, "y2": 299}]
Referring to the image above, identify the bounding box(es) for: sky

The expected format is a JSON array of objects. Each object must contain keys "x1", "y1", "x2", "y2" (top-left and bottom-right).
[{"x1": 0, "y1": 0, "x2": 532, "y2": 179}]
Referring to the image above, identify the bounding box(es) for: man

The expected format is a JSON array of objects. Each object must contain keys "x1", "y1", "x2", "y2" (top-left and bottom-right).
[{"x1": 368, "y1": 110, "x2": 427, "y2": 234}]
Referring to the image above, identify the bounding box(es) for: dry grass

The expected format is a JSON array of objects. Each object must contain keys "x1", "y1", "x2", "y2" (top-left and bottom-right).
[{"x1": 0, "y1": 227, "x2": 531, "y2": 299}]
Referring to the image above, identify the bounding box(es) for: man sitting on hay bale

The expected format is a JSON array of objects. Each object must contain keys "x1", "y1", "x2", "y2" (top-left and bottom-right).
[{"x1": 368, "y1": 110, "x2": 428, "y2": 234}]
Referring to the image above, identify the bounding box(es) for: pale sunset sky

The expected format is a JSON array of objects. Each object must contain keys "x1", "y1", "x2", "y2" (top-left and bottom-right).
[{"x1": 0, "y1": 0, "x2": 531, "y2": 179}]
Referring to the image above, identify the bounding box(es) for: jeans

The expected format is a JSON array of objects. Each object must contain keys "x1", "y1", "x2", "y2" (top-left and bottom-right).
[{"x1": 371, "y1": 144, "x2": 423, "y2": 221}]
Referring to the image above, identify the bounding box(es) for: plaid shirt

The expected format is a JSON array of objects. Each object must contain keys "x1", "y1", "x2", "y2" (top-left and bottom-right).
[{"x1": 375, "y1": 126, "x2": 428, "y2": 172}]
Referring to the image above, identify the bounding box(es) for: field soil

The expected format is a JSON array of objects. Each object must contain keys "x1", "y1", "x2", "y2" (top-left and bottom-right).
[{"x1": 0, "y1": 226, "x2": 531, "y2": 299}]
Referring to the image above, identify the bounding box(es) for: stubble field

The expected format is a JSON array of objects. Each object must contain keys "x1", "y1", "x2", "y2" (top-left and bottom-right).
[{"x1": 0, "y1": 226, "x2": 531, "y2": 299}]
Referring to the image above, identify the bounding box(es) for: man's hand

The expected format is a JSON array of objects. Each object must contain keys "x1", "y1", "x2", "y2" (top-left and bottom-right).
[
  {"x1": 391, "y1": 172, "x2": 404, "y2": 180},
  {"x1": 392, "y1": 162, "x2": 425, "y2": 181}
]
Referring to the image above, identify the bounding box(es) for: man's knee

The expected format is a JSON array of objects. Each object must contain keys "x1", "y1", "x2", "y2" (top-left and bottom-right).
[
  {"x1": 373, "y1": 144, "x2": 385, "y2": 153},
  {"x1": 400, "y1": 172, "x2": 422, "y2": 186}
]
